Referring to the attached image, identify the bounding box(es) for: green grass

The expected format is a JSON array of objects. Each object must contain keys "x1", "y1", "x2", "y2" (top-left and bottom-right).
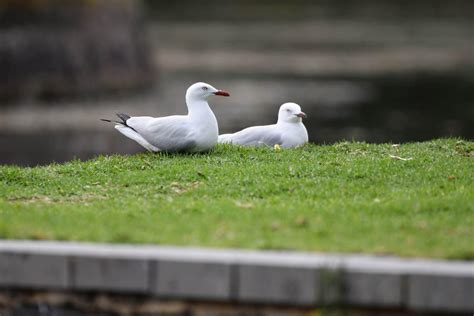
[{"x1": 0, "y1": 139, "x2": 473, "y2": 259}]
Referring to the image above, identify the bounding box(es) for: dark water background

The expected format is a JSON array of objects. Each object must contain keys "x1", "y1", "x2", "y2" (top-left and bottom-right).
[{"x1": 0, "y1": 1, "x2": 473, "y2": 166}]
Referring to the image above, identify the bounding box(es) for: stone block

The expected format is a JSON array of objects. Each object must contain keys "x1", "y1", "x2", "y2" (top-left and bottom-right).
[
  {"x1": 0, "y1": 252, "x2": 68, "y2": 289},
  {"x1": 407, "y1": 273, "x2": 474, "y2": 313},
  {"x1": 343, "y1": 271, "x2": 402, "y2": 307},
  {"x1": 237, "y1": 264, "x2": 318, "y2": 305},
  {"x1": 153, "y1": 260, "x2": 232, "y2": 300},
  {"x1": 72, "y1": 256, "x2": 148, "y2": 293}
]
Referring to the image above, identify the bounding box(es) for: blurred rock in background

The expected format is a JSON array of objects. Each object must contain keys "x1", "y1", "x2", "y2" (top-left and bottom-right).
[{"x1": 0, "y1": 0, "x2": 473, "y2": 165}]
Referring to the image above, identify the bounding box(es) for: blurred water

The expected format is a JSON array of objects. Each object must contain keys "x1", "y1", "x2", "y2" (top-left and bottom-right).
[{"x1": 1, "y1": 19, "x2": 473, "y2": 166}]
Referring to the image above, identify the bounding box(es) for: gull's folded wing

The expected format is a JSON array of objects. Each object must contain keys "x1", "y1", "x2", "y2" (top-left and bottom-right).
[
  {"x1": 127, "y1": 116, "x2": 196, "y2": 152},
  {"x1": 226, "y1": 126, "x2": 282, "y2": 147}
]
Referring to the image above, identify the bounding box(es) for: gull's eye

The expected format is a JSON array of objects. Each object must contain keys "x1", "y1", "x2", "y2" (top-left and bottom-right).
[
  {"x1": 202, "y1": 86, "x2": 208, "y2": 91},
  {"x1": 286, "y1": 109, "x2": 291, "y2": 112}
]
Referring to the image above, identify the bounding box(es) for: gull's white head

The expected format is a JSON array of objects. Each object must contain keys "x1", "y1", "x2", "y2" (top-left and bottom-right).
[
  {"x1": 277, "y1": 102, "x2": 307, "y2": 123},
  {"x1": 186, "y1": 82, "x2": 230, "y2": 102}
]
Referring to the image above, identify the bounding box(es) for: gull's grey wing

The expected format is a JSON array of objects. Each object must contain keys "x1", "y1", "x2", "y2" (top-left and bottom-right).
[
  {"x1": 226, "y1": 125, "x2": 282, "y2": 147},
  {"x1": 126, "y1": 115, "x2": 196, "y2": 152}
]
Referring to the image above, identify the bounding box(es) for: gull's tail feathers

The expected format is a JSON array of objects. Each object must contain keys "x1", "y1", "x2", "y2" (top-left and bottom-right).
[
  {"x1": 100, "y1": 118, "x2": 120, "y2": 124},
  {"x1": 101, "y1": 112, "x2": 158, "y2": 152},
  {"x1": 115, "y1": 125, "x2": 159, "y2": 152},
  {"x1": 100, "y1": 113, "x2": 137, "y2": 132},
  {"x1": 115, "y1": 113, "x2": 131, "y2": 124}
]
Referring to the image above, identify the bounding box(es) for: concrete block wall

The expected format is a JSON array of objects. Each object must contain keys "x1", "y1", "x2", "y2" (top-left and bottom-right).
[{"x1": 0, "y1": 241, "x2": 472, "y2": 313}]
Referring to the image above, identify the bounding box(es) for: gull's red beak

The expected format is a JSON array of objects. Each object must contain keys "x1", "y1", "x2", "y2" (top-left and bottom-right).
[
  {"x1": 296, "y1": 112, "x2": 307, "y2": 118},
  {"x1": 214, "y1": 90, "x2": 230, "y2": 97}
]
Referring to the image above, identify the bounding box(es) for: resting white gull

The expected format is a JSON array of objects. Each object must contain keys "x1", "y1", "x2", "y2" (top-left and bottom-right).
[
  {"x1": 218, "y1": 102, "x2": 308, "y2": 148},
  {"x1": 101, "y1": 82, "x2": 229, "y2": 152}
]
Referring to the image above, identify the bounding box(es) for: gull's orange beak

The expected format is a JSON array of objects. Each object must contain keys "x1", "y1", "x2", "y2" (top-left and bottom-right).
[{"x1": 214, "y1": 90, "x2": 230, "y2": 97}]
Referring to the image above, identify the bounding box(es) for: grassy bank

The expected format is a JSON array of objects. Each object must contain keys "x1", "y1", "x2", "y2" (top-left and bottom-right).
[{"x1": 0, "y1": 139, "x2": 472, "y2": 259}]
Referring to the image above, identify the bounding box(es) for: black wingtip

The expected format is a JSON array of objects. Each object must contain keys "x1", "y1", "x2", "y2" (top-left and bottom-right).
[
  {"x1": 116, "y1": 113, "x2": 131, "y2": 124},
  {"x1": 100, "y1": 118, "x2": 112, "y2": 122}
]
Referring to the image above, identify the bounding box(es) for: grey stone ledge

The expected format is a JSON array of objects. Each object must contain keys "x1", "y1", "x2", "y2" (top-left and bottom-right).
[
  {"x1": 153, "y1": 259, "x2": 232, "y2": 300},
  {"x1": 343, "y1": 271, "x2": 403, "y2": 307},
  {"x1": 71, "y1": 256, "x2": 149, "y2": 293},
  {"x1": 0, "y1": 252, "x2": 68, "y2": 289},
  {"x1": 237, "y1": 263, "x2": 319, "y2": 305},
  {"x1": 407, "y1": 273, "x2": 474, "y2": 313},
  {"x1": 0, "y1": 240, "x2": 472, "y2": 313}
]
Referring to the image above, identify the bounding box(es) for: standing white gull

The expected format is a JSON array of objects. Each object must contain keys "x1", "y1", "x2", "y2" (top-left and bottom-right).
[
  {"x1": 101, "y1": 82, "x2": 229, "y2": 152},
  {"x1": 218, "y1": 102, "x2": 308, "y2": 148}
]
